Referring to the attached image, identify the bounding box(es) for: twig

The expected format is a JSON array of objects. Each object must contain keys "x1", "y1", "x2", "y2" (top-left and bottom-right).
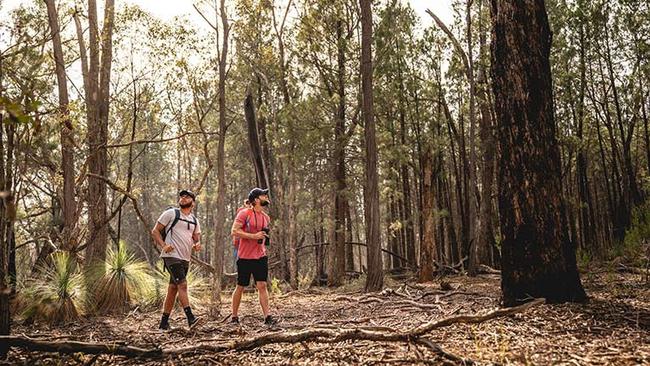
[{"x1": 416, "y1": 337, "x2": 474, "y2": 365}]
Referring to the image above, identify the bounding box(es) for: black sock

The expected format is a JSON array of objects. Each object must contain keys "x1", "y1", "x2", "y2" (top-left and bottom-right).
[
  {"x1": 160, "y1": 313, "x2": 170, "y2": 326},
  {"x1": 184, "y1": 306, "x2": 194, "y2": 319}
]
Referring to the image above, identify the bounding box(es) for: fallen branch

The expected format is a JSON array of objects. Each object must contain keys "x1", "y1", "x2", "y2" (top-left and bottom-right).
[
  {"x1": 1, "y1": 336, "x2": 162, "y2": 358},
  {"x1": 2, "y1": 298, "x2": 544, "y2": 359},
  {"x1": 478, "y1": 264, "x2": 501, "y2": 275},
  {"x1": 616, "y1": 264, "x2": 649, "y2": 276}
]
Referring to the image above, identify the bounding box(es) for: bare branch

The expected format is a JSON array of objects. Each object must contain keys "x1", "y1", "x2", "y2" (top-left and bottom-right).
[{"x1": 106, "y1": 131, "x2": 220, "y2": 149}]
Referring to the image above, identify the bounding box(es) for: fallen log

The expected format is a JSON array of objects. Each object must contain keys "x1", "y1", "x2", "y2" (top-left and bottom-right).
[
  {"x1": 0, "y1": 337, "x2": 163, "y2": 358},
  {"x1": 1, "y1": 298, "x2": 544, "y2": 360}
]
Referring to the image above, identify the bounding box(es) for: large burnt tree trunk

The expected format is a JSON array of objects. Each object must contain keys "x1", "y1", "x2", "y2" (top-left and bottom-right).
[{"x1": 490, "y1": 0, "x2": 587, "y2": 306}]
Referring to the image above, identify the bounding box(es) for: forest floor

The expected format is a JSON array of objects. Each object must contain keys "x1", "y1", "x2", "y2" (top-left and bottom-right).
[{"x1": 3, "y1": 265, "x2": 649, "y2": 365}]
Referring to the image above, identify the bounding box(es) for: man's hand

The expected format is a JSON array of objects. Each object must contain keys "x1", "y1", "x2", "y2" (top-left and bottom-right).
[
  {"x1": 163, "y1": 244, "x2": 174, "y2": 253},
  {"x1": 251, "y1": 231, "x2": 267, "y2": 240},
  {"x1": 192, "y1": 242, "x2": 202, "y2": 252}
]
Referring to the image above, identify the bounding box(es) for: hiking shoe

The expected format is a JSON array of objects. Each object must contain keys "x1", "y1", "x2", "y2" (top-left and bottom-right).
[
  {"x1": 264, "y1": 315, "x2": 277, "y2": 325},
  {"x1": 159, "y1": 322, "x2": 171, "y2": 331},
  {"x1": 230, "y1": 316, "x2": 240, "y2": 324},
  {"x1": 188, "y1": 316, "x2": 202, "y2": 330}
]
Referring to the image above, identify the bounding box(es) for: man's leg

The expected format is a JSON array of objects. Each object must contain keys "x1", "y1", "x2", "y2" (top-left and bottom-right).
[
  {"x1": 253, "y1": 257, "x2": 275, "y2": 325},
  {"x1": 163, "y1": 283, "x2": 178, "y2": 313},
  {"x1": 176, "y1": 280, "x2": 199, "y2": 327},
  {"x1": 167, "y1": 261, "x2": 199, "y2": 328},
  {"x1": 159, "y1": 283, "x2": 178, "y2": 329},
  {"x1": 255, "y1": 281, "x2": 270, "y2": 317},
  {"x1": 231, "y1": 285, "x2": 245, "y2": 318},
  {"x1": 177, "y1": 281, "x2": 190, "y2": 307},
  {"x1": 231, "y1": 258, "x2": 251, "y2": 323}
]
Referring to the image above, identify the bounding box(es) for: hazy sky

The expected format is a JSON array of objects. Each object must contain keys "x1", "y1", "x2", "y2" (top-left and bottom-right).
[{"x1": 0, "y1": 0, "x2": 456, "y2": 31}]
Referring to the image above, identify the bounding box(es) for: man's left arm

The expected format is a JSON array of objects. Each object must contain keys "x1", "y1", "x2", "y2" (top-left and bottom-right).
[{"x1": 192, "y1": 221, "x2": 201, "y2": 251}]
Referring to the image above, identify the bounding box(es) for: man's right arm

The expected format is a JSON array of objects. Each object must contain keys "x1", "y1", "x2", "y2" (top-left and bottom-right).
[
  {"x1": 151, "y1": 222, "x2": 173, "y2": 252},
  {"x1": 231, "y1": 220, "x2": 265, "y2": 240}
]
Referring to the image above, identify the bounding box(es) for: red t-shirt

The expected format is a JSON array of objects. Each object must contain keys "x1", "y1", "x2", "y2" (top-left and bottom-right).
[{"x1": 235, "y1": 208, "x2": 269, "y2": 259}]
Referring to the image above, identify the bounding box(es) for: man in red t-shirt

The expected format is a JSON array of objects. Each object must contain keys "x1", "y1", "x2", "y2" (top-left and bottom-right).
[{"x1": 230, "y1": 188, "x2": 276, "y2": 325}]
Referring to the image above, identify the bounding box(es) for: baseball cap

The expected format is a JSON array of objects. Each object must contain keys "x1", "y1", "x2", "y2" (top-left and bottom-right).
[
  {"x1": 179, "y1": 189, "x2": 196, "y2": 200},
  {"x1": 248, "y1": 188, "x2": 269, "y2": 202}
]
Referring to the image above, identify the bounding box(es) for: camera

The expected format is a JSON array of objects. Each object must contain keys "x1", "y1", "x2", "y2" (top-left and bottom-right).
[{"x1": 258, "y1": 227, "x2": 270, "y2": 246}]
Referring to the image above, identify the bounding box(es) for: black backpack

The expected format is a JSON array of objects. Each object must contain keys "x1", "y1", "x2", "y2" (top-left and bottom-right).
[{"x1": 160, "y1": 208, "x2": 197, "y2": 241}]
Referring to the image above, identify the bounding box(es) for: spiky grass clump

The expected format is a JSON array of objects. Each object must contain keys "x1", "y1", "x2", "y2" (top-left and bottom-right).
[
  {"x1": 185, "y1": 271, "x2": 212, "y2": 307},
  {"x1": 21, "y1": 251, "x2": 84, "y2": 324},
  {"x1": 142, "y1": 262, "x2": 167, "y2": 308},
  {"x1": 88, "y1": 242, "x2": 151, "y2": 314},
  {"x1": 147, "y1": 262, "x2": 211, "y2": 309}
]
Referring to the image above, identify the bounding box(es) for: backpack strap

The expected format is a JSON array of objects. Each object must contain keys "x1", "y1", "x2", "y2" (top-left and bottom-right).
[
  {"x1": 178, "y1": 216, "x2": 197, "y2": 225},
  {"x1": 165, "y1": 208, "x2": 181, "y2": 238},
  {"x1": 242, "y1": 208, "x2": 254, "y2": 233}
]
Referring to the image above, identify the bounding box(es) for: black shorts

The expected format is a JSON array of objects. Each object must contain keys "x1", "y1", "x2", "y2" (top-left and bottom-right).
[
  {"x1": 236, "y1": 256, "x2": 268, "y2": 286},
  {"x1": 163, "y1": 258, "x2": 189, "y2": 284}
]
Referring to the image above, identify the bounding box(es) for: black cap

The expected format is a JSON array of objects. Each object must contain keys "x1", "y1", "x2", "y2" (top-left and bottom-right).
[
  {"x1": 248, "y1": 188, "x2": 269, "y2": 202},
  {"x1": 179, "y1": 189, "x2": 196, "y2": 200}
]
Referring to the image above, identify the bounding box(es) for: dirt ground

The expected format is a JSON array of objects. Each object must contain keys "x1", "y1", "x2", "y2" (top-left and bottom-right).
[{"x1": 3, "y1": 268, "x2": 649, "y2": 365}]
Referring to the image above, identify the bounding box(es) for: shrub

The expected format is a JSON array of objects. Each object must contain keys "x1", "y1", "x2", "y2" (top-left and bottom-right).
[
  {"x1": 21, "y1": 251, "x2": 83, "y2": 324},
  {"x1": 87, "y1": 242, "x2": 151, "y2": 314}
]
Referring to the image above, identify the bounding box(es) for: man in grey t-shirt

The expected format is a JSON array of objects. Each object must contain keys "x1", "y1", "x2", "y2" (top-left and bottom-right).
[{"x1": 151, "y1": 189, "x2": 202, "y2": 330}]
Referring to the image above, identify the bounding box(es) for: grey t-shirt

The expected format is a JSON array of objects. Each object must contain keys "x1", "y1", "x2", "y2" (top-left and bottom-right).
[{"x1": 158, "y1": 208, "x2": 201, "y2": 262}]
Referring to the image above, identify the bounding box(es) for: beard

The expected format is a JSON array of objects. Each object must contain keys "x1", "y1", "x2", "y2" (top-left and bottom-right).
[{"x1": 179, "y1": 202, "x2": 192, "y2": 209}]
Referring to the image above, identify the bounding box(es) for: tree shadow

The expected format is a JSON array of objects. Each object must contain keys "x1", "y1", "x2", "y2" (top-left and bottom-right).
[{"x1": 567, "y1": 296, "x2": 649, "y2": 333}]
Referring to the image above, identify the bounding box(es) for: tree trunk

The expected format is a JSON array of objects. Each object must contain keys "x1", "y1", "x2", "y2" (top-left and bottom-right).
[
  {"x1": 46, "y1": 0, "x2": 77, "y2": 252},
  {"x1": 388, "y1": 196, "x2": 400, "y2": 269},
  {"x1": 491, "y1": 0, "x2": 587, "y2": 306},
  {"x1": 85, "y1": 0, "x2": 115, "y2": 265},
  {"x1": 419, "y1": 146, "x2": 437, "y2": 282},
  {"x1": 328, "y1": 18, "x2": 347, "y2": 287},
  {"x1": 603, "y1": 24, "x2": 641, "y2": 207},
  {"x1": 465, "y1": 0, "x2": 479, "y2": 275},
  {"x1": 244, "y1": 92, "x2": 269, "y2": 189},
  {"x1": 574, "y1": 23, "x2": 597, "y2": 254},
  {"x1": 345, "y1": 199, "x2": 355, "y2": 272},
  {"x1": 288, "y1": 157, "x2": 298, "y2": 289},
  {"x1": 642, "y1": 84, "x2": 650, "y2": 177},
  {"x1": 361, "y1": 0, "x2": 383, "y2": 292},
  {"x1": 314, "y1": 193, "x2": 326, "y2": 284},
  {"x1": 0, "y1": 52, "x2": 8, "y2": 360},
  {"x1": 470, "y1": 0, "x2": 496, "y2": 274},
  {"x1": 396, "y1": 51, "x2": 416, "y2": 270},
  {"x1": 211, "y1": 0, "x2": 230, "y2": 317}
]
